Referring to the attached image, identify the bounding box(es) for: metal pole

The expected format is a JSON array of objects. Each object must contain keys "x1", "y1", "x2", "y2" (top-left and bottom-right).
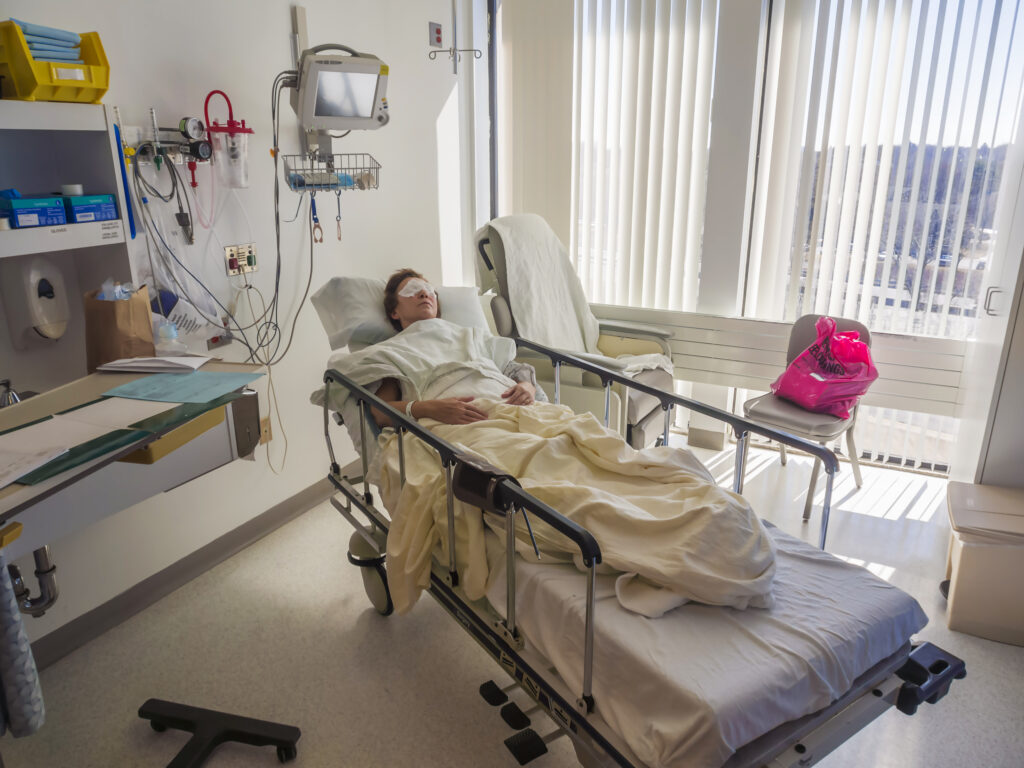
[
  {"x1": 603, "y1": 382, "x2": 611, "y2": 427},
  {"x1": 582, "y1": 564, "x2": 596, "y2": 708},
  {"x1": 445, "y1": 461, "x2": 458, "y2": 582},
  {"x1": 662, "y1": 406, "x2": 672, "y2": 447},
  {"x1": 451, "y1": 0, "x2": 458, "y2": 75},
  {"x1": 323, "y1": 381, "x2": 338, "y2": 469},
  {"x1": 734, "y1": 431, "x2": 748, "y2": 494},
  {"x1": 553, "y1": 361, "x2": 561, "y2": 405},
  {"x1": 359, "y1": 401, "x2": 370, "y2": 497},
  {"x1": 505, "y1": 506, "x2": 517, "y2": 635},
  {"x1": 819, "y1": 470, "x2": 835, "y2": 550}
]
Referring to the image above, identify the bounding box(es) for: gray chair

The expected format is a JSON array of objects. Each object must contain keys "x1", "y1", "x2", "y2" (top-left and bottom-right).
[{"x1": 742, "y1": 315, "x2": 872, "y2": 520}]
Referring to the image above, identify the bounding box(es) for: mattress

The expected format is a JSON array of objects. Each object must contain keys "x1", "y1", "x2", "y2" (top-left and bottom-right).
[{"x1": 484, "y1": 524, "x2": 928, "y2": 768}]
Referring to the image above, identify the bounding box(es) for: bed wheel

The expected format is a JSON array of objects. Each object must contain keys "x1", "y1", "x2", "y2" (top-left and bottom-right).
[
  {"x1": 277, "y1": 745, "x2": 298, "y2": 762},
  {"x1": 365, "y1": 563, "x2": 394, "y2": 616},
  {"x1": 347, "y1": 532, "x2": 393, "y2": 615}
]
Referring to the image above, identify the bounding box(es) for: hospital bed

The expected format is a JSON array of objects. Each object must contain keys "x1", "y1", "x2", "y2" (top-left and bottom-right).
[{"x1": 317, "y1": 331, "x2": 965, "y2": 768}]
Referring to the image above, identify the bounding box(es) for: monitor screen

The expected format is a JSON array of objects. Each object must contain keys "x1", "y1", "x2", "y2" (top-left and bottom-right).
[{"x1": 314, "y1": 70, "x2": 379, "y2": 118}]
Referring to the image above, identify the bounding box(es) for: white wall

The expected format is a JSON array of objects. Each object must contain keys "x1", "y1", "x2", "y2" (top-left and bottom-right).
[
  {"x1": 4, "y1": 0, "x2": 469, "y2": 641},
  {"x1": 496, "y1": 0, "x2": 574, "y2": 245}
]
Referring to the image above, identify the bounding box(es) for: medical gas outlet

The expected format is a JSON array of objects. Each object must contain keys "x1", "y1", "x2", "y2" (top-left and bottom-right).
[{"x1": 224, "y1": 244, "x2": 257, "y2": 276}]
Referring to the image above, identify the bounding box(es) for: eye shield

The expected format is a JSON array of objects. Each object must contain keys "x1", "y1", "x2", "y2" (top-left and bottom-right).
[{"x1": 398, "y1": 278, "x2": 437, "y2": 298}]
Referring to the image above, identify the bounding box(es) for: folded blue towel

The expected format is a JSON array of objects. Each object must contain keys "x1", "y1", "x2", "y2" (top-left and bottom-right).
[
  {"x1": 28, "y1": 41, "x2": 80, "y2": 52},
  {"x1": 34, "y1": 57, "x2": 84, "y2": 64},
  {"x1": 29, "y1": 47, "x2": 81, "y2": 58},
  {"x1": 22, "y1": 33, "x2": 78, "y2": 48},
  {"x1": 11, "y1": 18, "x2": 81, "y2": 45}
]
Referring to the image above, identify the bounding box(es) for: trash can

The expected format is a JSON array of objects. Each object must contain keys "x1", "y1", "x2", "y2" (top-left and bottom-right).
[{"x1": 945, "y1": 482, "x2": 1024, "y2": 646}]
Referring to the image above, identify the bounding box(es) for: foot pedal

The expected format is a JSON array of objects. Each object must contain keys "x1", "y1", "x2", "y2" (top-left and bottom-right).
[
  {"x1": 500, "y1": 701, "x2": 531, "y2": 730},
  {"x1": 480, "y1": 680, "x2": 509, "y2": 706},
  {"x1": 504, "y1": 728, "x2": 548, "y2": 765}
]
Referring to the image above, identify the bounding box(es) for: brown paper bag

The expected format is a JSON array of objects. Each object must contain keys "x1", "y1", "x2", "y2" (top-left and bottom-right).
[{"x1": 83, "y1": 284, "x2": 156, "y2": 372}]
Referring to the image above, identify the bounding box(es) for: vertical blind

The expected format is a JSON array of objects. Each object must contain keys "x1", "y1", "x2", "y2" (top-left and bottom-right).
[
  {"x1": 570, "y1": 0, "x2": 719, "y2": 310},
  {"x1": 747, "y1": 0, "x2": 1024, "y2": 341}
]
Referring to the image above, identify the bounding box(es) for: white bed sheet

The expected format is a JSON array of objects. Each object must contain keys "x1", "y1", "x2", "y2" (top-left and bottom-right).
[{"x1": 485, "y1": 525, "x2": 928, "y2": 768}]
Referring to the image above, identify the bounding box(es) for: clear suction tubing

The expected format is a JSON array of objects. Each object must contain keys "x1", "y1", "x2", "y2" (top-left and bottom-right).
[{"x1": 204, "y1": 89, "x2": 254, "y2": 188}]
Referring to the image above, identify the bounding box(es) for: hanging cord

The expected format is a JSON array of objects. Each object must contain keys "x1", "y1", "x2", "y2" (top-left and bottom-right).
[
  {"x1": 243, "y1": 280, "x2": 288, "y2": 473},
  {"x1": 130, "y1": 160, "x2": 259, "y2": 359}
]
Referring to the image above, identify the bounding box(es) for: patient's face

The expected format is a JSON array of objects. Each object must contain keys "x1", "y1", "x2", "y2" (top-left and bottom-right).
[{"x1": 391, "y1": 276, "x2": 439, "y2": 329}]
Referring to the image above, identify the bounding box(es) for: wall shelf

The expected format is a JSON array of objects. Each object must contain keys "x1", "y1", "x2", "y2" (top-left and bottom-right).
[
  {"x1": 0, "y1": 100, "x2": 107, "y2": 132},
  {"x1": 0, "y1": 219, "x2": 125, "y2": 259}
]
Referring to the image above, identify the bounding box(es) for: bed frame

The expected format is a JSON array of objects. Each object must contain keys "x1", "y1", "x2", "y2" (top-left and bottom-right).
[{"x1": 321, "y1": 338, "x2": 965, "y2": 767}]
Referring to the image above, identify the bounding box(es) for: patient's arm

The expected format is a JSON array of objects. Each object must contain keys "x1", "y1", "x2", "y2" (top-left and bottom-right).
[{"x1": 371, "y1": 378, "x2": 489, "y2": 427}]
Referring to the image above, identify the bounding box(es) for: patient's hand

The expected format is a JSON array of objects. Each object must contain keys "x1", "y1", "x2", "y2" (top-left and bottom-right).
[
  {"x1": 421, "y1": 396, "x2": 489, "y2": 424},
  {"x1": 502, "y1": 382, "x2": 536, "y2": 406}
]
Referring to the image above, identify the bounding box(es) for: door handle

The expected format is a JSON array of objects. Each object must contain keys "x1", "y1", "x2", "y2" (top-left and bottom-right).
[{"x1": 984, "y1": 286, "x2": 1003, "y2": 316}]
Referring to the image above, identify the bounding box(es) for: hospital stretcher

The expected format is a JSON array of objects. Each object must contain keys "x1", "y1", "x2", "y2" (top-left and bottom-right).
[{"x1": 320, "y1": 338, "x2": 965, "y2": 768}]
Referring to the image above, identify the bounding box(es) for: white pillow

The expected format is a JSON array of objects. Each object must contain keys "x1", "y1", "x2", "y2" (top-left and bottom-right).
[{"x1": 311, "y1": 276, "x2": 489, "y2": 350}]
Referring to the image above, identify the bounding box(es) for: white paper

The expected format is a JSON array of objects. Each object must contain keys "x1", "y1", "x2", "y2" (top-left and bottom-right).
[
  {"x1": 59, "y1": 398, "x2": 178, "y2": 430},
  {"x1": 97, "y1": 356, "x2": 210, "y2": 373},
  {"x1": 167, "y1": 299, "x2": 221, "y2": 339},
  {"x1": 0, "y1": 417, "x2": 111, "y2": 455},
  {"x1": 0, "y1": 446, "x2": 68, "y2": 490}
]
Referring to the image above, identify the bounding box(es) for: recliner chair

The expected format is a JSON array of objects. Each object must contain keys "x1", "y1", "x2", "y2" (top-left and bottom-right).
[{"x1": 474, "y1": 214, "x2": 674, "y2": 448}]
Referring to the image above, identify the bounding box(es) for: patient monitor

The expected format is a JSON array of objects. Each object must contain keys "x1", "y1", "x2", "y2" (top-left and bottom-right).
[{"x1": 291, "y1": 44, "x2": 390, "y2": 155}]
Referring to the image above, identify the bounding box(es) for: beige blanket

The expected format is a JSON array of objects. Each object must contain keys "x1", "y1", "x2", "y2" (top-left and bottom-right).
[{"x1": 370, "y1": 399, "x2": 776, "y2": 616}]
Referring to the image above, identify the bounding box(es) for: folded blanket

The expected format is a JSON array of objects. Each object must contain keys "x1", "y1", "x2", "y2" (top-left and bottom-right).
[{"x1": 489, "y1": 214, "x2": 602, "y2": 353}]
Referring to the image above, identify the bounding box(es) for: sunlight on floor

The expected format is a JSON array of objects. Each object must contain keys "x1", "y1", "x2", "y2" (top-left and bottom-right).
[
  {"x1": 681, "y1": 434, "x2": 949, "y2": 528},
  {"x1": 834, "y1": 554, "x2": 896, "y2": 582}
]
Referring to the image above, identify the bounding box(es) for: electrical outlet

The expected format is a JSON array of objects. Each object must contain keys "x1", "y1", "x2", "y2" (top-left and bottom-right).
[
  {"x1": 429, "y1": 22, "x2": 443, "y2": 48},
  {"x1": 224, "y1": 243, "x2": 257, "y2": 276},
  {"x1": 259, "y1": 416, "x2": 272, "y2": 445}
]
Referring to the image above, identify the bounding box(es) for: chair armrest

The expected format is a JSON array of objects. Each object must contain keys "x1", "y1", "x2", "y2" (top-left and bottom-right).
[{"x1": 598, "y1": 319, "x2": 672, "y2": 339}]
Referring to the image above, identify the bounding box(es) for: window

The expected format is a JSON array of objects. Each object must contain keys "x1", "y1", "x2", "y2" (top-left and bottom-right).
[
  {"x1": 569, "y1": 0, "x2": 718, "y2": 310},
  {"x1": 748, "y1": 0, "x2": 1024, "y2": 340}
]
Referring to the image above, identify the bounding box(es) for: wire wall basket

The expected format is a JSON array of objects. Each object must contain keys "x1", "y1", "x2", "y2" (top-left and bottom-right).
[{"x1": 283, "y1": 153, "x2": 381, "y2": 193}]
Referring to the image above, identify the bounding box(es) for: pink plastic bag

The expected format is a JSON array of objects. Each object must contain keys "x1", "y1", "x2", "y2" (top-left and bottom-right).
[{"x1": 770, "y1": 317, "x2": 878, "y2": 420}]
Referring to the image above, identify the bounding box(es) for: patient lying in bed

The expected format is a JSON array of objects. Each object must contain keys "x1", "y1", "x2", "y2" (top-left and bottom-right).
[{"x1": 326, "y1": 269, "x2": 777, "y2": 617}]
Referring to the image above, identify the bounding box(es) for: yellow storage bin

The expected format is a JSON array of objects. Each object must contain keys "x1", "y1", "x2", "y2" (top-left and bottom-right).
[{"x1": 0, "y1": 21, "x2": 109, "y2": 104}]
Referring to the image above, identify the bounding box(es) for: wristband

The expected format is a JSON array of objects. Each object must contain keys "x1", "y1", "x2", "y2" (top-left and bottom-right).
[{"x1": 405, "y1": 400, "x2": 417, "y2": 420}]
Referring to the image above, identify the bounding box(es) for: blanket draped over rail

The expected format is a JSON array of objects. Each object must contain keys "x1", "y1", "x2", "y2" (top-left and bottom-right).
[
  {"x1": 323, "y1": 318, "x2": 777, "y2": 616},
  {"x1": 371, "y1": 400, "x2": 776, "y2": 615}
]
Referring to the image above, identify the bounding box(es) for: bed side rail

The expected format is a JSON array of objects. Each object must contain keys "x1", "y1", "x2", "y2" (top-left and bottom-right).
[
  {"x1": 322, "y1": 367, "x2": 602, "y2": 713},
  {"x1": 515, "y1": 337, "x2": 841, "y2": 548}
]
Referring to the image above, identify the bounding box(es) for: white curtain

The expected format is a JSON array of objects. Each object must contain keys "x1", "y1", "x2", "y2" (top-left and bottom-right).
[
  {"x1": 747, "y1": 0, "x2": 1024, "y2": 341},
  {"x1": 570, "y1": 0, "x2": 719, "y2": 310}
]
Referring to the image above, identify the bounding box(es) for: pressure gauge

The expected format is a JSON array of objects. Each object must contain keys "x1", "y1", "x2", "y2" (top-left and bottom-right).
[
  {"x1": 178, "y1": 117, "x2": 205, "y2": 140},
  {"x1": 187, "y1": 140, "x2": 213, "y2": 160}
]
